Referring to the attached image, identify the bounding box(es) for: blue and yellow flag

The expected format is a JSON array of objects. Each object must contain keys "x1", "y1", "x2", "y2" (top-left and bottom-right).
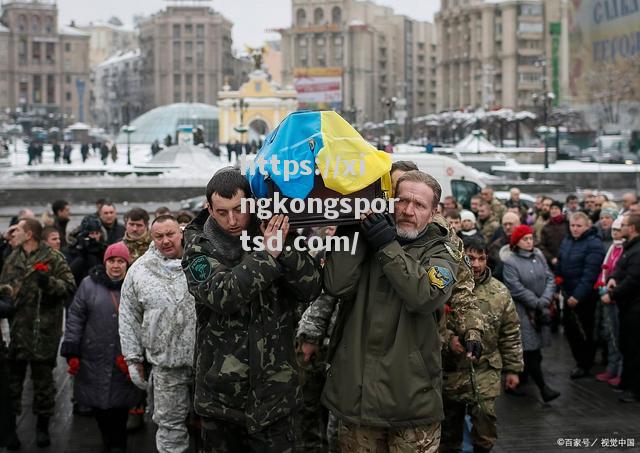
[{"x1": 247, "y1": 110, "x2": 391, "y2": 198}]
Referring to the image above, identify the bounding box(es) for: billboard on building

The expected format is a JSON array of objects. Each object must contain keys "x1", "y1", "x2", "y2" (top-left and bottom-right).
[
  {"x1": 293, "y1": 67, "x2": 343, "y2": 110},
  {"x1": 568, "y1": 1, "x2": 640, "y2": 102}
]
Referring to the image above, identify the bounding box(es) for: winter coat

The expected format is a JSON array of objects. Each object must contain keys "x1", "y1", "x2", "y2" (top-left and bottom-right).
[
  {"x1": 119, "y1": 242, "x2": 196, "y2": 369},
  {"x1": 556, "y1": 227, "x2": 605, "y2": 303},
  {"x1": 102, "y1": 221, "x2": 125, "y2": 245},
  {"x1": 488, "y1": 235, "x2": 509, "y2": 281},
  {"x1": 323, "y1": 223, "x2": 460, "y2": 428},
  {"x1": 610, "y1": 236, "x2": 640, "y2": 314},
  {"x1": 60, "y1": 266, "x2": 142, "y2": 409},
  {"x1": 597, "y1": 224, "x2": 613, "y2": 251},
  {"x1": 502, "y1": 247, "x2": 555, "y2": 351},
  {"x1": 0, "y1": 244, "x2": 75, "y2": 362},
  {"x1": 479, "y1": 217, "x2": 500, "y2": 244},
  {"x1": 538, "y1": 216, "x2": 568, "y2": 265},
  {"x1": 68, "y1": 235, "x2": 107, "y2": 286},
  {"x1": 181, "y1": 210, "x2": 322, "y2": 433}
]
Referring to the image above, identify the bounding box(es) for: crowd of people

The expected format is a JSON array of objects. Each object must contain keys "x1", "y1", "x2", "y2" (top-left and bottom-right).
[{"x1": 0, "y1": 163, "x2": 639, "y2": 453}]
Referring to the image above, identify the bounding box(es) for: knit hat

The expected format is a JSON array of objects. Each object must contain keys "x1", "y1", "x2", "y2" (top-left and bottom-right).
[
  {"x1": 460, "y1": 210, "x2": 476, "y2": 224},
  {"x1": 510, "y1": 224, "x2": 534, "y2": 247},
  {"x1": 600, "y1": 207, "x2": 618, "y2": 220},
  {"x1": 103, "y1": 242, "x2": 131, "y2": 265},
  {"x1": 612, "y1": 217, "x2": 623, "y2": 230},
  {"x1": 80, "y1": 215, "x2": 102, "y2": 234}
]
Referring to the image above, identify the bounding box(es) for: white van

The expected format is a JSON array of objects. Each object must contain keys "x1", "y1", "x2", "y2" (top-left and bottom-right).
[{"x1": 391, "y1": 152, "x2": 486, "y2": 208}]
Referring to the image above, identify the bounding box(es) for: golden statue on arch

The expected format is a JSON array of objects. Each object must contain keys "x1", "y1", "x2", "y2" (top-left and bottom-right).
[{"x1": 245, "y1": 45, "x2": 267, "y2": 71}]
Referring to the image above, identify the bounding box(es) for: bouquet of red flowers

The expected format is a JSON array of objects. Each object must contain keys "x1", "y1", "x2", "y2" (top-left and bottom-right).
[{"x1": 33, "y1": 262, "x2": 49, "y2": 272}]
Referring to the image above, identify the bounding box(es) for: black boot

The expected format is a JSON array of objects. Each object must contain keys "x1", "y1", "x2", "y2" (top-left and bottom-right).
[
  {"x1": 36, "y1": 415, "x2": 51, "y2": 447},
  {"x1": 541, "y1": 386, "x2": 561, "y2": 403},
  {"x1": 6, "y1": 413, "x2": 21, "y2": 451}
]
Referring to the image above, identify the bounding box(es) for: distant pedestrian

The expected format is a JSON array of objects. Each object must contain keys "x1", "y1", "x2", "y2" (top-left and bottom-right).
[
  {"x1": 110, "y1": 143, "x2": 118, "y2": 163},
  {"x1": 81, "y1": 142, "x2": 90, "y2": 163},
  {"x1": 52, "y1": 141, "x2": 61, "y2": 164},
  {"x1": 100, "y1": 142, "x2": 109, "y2": 165},
  {"x1": 63, "y1": 142, "x2": 73, "y2": 164}
]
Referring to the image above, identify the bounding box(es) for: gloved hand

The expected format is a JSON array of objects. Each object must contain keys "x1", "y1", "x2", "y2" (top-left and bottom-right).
[
  {"x1": 128, "y1": 363, "x2": 148, "y2": 390},
  {"x1": 115, "y1": 355, "x2": 130, "y2": 378},
  {"x1": 35, "y1": 271, "x2": 49, "y2": 289},
  {"x1": 361, "y1": 213, "x2": 396, "y2": 250},
  {"x1": 67, "y1": 357, "x2": 80, "y2": 375},
  {"x1": 465, "y1": 340, "x2": 483, "y2": 361}
]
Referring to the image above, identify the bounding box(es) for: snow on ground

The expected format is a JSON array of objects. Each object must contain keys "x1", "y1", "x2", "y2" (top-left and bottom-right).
[{"x1": 492, "y1": 160, "x2": 640, "y2": 173}]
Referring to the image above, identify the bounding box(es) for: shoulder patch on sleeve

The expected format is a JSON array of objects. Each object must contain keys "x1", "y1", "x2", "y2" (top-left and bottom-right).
[
  {"x1": 428, "y1": 266, "x2": 454, "y2": 289},
  {"x1": 444, "y1": 243, "x2": 463, "y2": 262},
  {"x1": 464, "y1": 254, "x2": 472, "y2": 269},
  {"x1": 188, "y1": 255, "x2": 212, "y2": 283}
]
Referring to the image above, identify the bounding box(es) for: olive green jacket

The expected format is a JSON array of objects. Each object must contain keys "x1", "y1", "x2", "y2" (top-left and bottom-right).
[
  {"x1": 322, "y1": 223, "x2": 459, "y2": 428},
  {"x1": 0, "y1": 243, "x2": 75, "y2": 362}
]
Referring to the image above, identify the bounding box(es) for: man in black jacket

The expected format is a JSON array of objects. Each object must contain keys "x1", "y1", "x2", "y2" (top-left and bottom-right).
[{"x1": 603, "y1": 213, "x2": 640, "y2": 403}]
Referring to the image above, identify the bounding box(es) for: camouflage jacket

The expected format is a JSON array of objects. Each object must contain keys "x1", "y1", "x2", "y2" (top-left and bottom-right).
[
  {"x1": 297, "y1": 292, "x2": 339, "y2": 346},
  {"x1": 0, "y1": 243, "x2": 75, "y2": 362},
  {"x1": 433, "y1": 214, "x2": 483, "y2": 342},
  {"x1": 123, "y1": 232, "x2": 151, "y2": 264},
  {"x1": 442, "y1": 268, "x2": 524, "y2": 401},
  {"x1": 119, "y1": 242, "x2": 196, "y2": 368},
  {"x1": 490, "y1": 198, "x2": 506, "y2": 223},
  {"x1": 182, "y1": 210, "x2": 322, "y2": 433},
  {"x1": 479, "y1": 216, "x2": 500, "y2": 244}
]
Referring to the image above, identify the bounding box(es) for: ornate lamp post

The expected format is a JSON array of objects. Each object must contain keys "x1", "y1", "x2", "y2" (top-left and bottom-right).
[{"x1": 121, "y1": 125, "x2": 136, "y2": 165}]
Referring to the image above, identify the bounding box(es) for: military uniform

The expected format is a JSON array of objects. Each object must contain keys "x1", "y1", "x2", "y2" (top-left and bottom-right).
[
  {"x1": 182, "y1": 210, "x2": 322, "y2": 452},
  {"x1": 432, "y1": 214, "x2": 483, "y2": 345},
  {"x1": 0, "y1": 244, "x2": 75, "y2": 416},
  {"x1": 478, "y1": 216, "x2": 500, "y2": 244},
  {"x1": 490, "y1": 198, "x2": 507, "y2": 223},
  {"x1": 323, "y1": 222, "x2": 460, "y2": 453},
  {"x1": 440, "y1": 268, "x2": 523, "y2": 453},
  {"x1": 122, "y1": 231, "x2": 151, "y2": 264}
]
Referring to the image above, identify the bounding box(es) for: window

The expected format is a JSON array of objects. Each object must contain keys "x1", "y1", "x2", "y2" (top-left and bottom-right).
[
  {"x1": 518, "y1": 22, "x2": 543, "y2": 33},
  {"x1": 173, "y1": 24, "x2": 181, "y2": 38},
  {"x1": 173, "y1": 41, "x2": 181, "y2": 70},
  {"x1": 32, "y1": 75, "x2": 42, "y2": 103},
  {"x1": 174, "y1": 74, "x2": 181, "y2": 87},
  {"x1": 196, "y1": 42, "x2": 204, "y2": 69},
  {"x1": 296, "y1": 9, "x2": 307, "y2": 27},
  {"x1": 196, "y1": 24, "x2": 205, "y2": 38},
  {"x1": 18, "y1": 15, "x2": 26, "y2": 33},
  {"x1": 452, "y1": 180, "x2": 481, "y2": 209},
  {"x1": 197, "y1": 74, "x2": 204, "y2": 87},
  {"x1": 31, "y1": 16, "x2": 41, "y2": 33},
  {"x1": 518, "y1": 72, "x2": 541, "y2": 83},
  {"x1": 32, "y1": 42, "x2": 41, "y2": 64},
  {"x1": 185, "y1": 41, "x2": 193, "y2": 56},
  {"x1": 186, "y1": 73, "x2": 193, "y2": 88},
  {"x1": 66, "y1": 75, "x2": 71, "y2": 84},
  {"x1": 45, "y1": 16, "x2": 54, "y2": 34},
  {"x1": 18, "y1": 38, "x2": 27, "y2": 65},
  {"x1": 314, "y1": 7, "x2": 324, "y2": 25},
  {"x1": 185, "y1": 24, "x2": 193, "y2": 34},
  {"x1": 331, "y1": 6, "x2": 342, "y2": 24},
  {"x1": 65, "y1": 91, "x2": 71, "y2": 101},
  {"x1": 46, "y1": 74, "x2": 55, "y2": 104},
  {"x1": 65, "y1": 43, "x2": 71, "y2": 52},
  {"x1": 519, "y1": 4, "x2": 543, "y2": 16},
  {"x1": 46, "y1": 43, "x2": 55, "y2": 64}
]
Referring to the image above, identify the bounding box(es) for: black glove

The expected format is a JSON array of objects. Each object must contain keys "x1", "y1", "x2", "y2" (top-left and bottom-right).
[
  {"x1": 36, "y1": 271, "x2": 49, "y2": 289},
  {"x1": 465, "y1": 340, "x2": 483, "y2": 360},
  {"x1": 360, "y1": 213, "x2": 396, "y2": 250}
]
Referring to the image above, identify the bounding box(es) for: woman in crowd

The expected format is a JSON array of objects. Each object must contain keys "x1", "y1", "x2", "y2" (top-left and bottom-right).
[
  {"x1": 60, "y1": 243, "x2": 142, "y2": 453},
  {"x1": 503, "y1": 225, "x2": 561, "y2": 403},
  {"x1": 595, "y1": 216, "x2": 625, "y2": 387},
  {"x1": 556, "y1": 211, "x2": 605, "y2": 380}
]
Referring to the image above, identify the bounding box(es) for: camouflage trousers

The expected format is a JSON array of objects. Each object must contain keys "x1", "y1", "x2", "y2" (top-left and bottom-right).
[
  {"x1": 339, "y1": 421, "x2": 441, "y2": 453},
  {"x1": 298, "y1": 351, "x2": 329, "y2": 452},
  {"x1": 7, "y1": 359, "x2": 55, "y2": 416},
  {"x1": 439, "y1": 397, "x2": 497, "y2": 452},
  {"x1": 201, "y1": 415, "x2": 297, "y2": 453},
  {"x1": 151, "y1": 366, "x2": 193, "y2": 453}
]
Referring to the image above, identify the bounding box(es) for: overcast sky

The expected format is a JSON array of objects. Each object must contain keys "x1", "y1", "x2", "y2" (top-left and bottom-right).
[{"x1": 57, "y1": 0, "x2": 440, "y2": 51}]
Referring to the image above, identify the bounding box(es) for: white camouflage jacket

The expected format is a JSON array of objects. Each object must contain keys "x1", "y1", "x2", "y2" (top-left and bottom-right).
[{"x1": 119, "y1": 243, "x2": 196, "y2": 368}]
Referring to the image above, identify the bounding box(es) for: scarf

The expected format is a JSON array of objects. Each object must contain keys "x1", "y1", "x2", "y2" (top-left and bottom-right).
[{"x1": 203, "y1": 215, "x2": 261, "y2": 263}]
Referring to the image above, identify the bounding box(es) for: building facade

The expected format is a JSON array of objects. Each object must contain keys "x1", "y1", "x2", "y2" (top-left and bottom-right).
[
  {"x1": 435, "y1": 0, "x2": 560, "y2": 112},
  {"x1": 0, "y1": 0, "x2": 90, "y2": 123},
  {"x1": 91, "y1": 48, "x2": 144, "y2": 133},
  {"x1": 77, "y1": 17, "x2": 137, "y2": 69},
  {"x1": 137, "y1": 4, "x2": 239, "y2": 112},
  {"x1": 279, "y1": 0, "x2": 437, "y2": 128}
]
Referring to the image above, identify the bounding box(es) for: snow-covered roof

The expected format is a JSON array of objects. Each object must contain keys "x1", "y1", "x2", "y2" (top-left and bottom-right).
[
  {"x1": 0, "y1": 23, "x2": 9, "y2": 33},
  {"x1": 98, "y1": 49, "x2": 141, "y2": 68},
  {"x1": 78, "y1": 20, "x2": 133, "y2": 32},
  {"x1": 58, "y1": 25, "x2": 90, "y2": 37},
  {"x1": 492, "y1": 160, "x2": 639, "y2": 173},
  {"x1": 453, "y1": 132, "x2": 498, "y2": 152}
]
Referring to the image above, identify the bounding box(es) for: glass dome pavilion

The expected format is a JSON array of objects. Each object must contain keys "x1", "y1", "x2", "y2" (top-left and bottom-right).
[{"x1": 115, "y1": 103, "x2": 219, "y2": 144}]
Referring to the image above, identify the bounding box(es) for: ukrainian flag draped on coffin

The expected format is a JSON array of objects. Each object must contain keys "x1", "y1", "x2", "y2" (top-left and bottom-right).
[{"x1": 246, "y1": 110, "x2": 392, "y2": 199}]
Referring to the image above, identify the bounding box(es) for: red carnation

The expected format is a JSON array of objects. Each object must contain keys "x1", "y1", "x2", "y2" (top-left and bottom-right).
[
  {"x1": 554, "y1": 276, "x2": 564, "y2": 286},
  {"x1": 33, "y1": 262, "x2": 49, "y2": 272},
  {"x1": 444, "y1": 304, "x2": 452, "y2": 314}
]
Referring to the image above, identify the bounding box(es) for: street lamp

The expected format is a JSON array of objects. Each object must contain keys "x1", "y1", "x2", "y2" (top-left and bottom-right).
[
  {"x1": 533, "y1": 59, "x2": 555, "y2": 169},
  {"x1": 232, "y1": 98, "x2": 249, "y2": 143},
  {"x1": 121, "y1": 125, "x2": 136, "y2": 165}
]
